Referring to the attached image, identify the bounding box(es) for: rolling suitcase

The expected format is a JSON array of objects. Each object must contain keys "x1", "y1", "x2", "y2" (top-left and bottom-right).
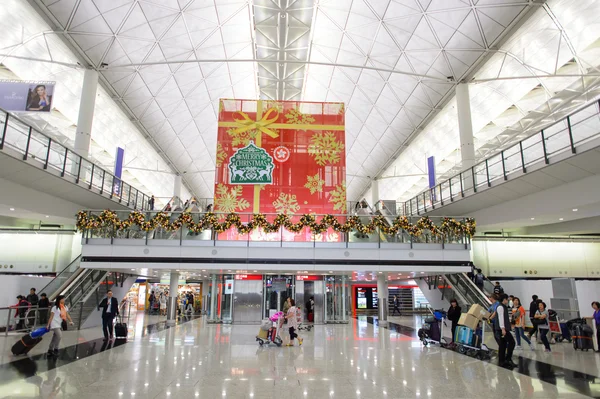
[
  {"x1": 455, "y1": 326, "x2": 474, "y2": 345},
  {"x1": 11, "y1": 334, "x2": 43, "y2": 356},
  {"x1": 308, "y1": 312, "x2": 314, "y2": 323},
  {"x1": 572, "y1": 323, "x2": 594, "y2": 351},
  {"x1": 428, "y1": 320, "x2": 441, "y2": 341},
  {"x1": 114, "y1": 317, "x2": 128, "y2": 340}
]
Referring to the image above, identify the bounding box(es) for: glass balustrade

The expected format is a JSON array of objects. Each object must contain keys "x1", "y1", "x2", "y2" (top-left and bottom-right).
[{"x1": 0, "y1": 108, "x2": 149, "y2": 210}]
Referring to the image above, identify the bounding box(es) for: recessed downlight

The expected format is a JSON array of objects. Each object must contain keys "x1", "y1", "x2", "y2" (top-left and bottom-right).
[
  {"x1": 9, "y1": 208, "x2": 15, "y2": 211},
  {"x1": 530, "y1": 217, "x2": 535, "y2": 220},
  {"x1": 559, "y1": 218, "x2": 564, "y2": 221},
  {"x1": 573, "y1": 208, "x2": 578, "y2": 212}
]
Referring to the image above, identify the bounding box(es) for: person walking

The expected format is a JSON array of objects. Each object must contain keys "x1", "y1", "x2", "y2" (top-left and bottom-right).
[
  {"x1": 46, "y1": 295, "x2": 73, "y2": 357},
  {"x1": 38, "y1": 293, "x2": 50, "y2": 325},
  {"x1": 447, "y1": 299, "x2": 462, "y2": 342},
  {"x1": 512, "y1": 297, "x2": 534, "y2": 350},
  {"x1": 529, "y1": 295, "x2": 539, "y2": 339},
  {"x1": 391, "y1": 295, "x2": 401, "y2": 316},
  {"x1": 98, "y1": 290, "x2": 119, "y2": 341},
  {"x1": 496, "y1": 294, "x2": 517, "y2": 368},
  {"x1": 534, "y1": 301, "x2": 552, "y2": 352},
  {"x1": 285, "y1": 299, "x2": 303, "y2": 346}
]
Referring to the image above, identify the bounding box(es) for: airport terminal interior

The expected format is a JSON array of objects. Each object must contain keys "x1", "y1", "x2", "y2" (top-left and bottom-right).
[{"x1": 2, "y1": 0, "x2": 600, "y2": 398}]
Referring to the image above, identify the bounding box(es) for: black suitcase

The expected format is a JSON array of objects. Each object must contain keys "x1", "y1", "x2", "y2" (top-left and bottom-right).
[
  {"x1": 114, "y1": 321, "x2": 128, "y2": 340},
  {"x1": 11, "y1": 334, "x2": 42, "y2": 356},
  {"x1": 572, "y1": 323, "x2": 594, "y2": 351}
]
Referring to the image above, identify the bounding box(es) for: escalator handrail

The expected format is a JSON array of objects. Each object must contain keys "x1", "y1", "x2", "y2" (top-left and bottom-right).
[
  {"x1": 37, "y1": 255, "x2": 83, "y2": 300},
  {"x1": 454, "y1": 273, "x2": 492, "y2": 306}
]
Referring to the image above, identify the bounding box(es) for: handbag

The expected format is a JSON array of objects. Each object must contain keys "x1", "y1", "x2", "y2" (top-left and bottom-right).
[
  {"x1": 532, "y1": 318, "x2": 545, "y2": 326},
  {"x1": 61, "y1": 319, "x2": 68, "y2": 331}
]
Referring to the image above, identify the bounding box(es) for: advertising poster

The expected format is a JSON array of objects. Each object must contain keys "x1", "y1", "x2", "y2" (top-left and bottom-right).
[{"x1": 0, "y1": 80, "x2": 55, "y2": 112}]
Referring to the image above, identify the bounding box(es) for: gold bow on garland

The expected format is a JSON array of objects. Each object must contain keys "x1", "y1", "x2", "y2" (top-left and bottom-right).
[{"x1": 76, "y1": 210, "x2": 476, "y2": 238}]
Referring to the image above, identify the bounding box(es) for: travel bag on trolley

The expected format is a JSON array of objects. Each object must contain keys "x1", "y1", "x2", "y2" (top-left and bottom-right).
[
  {"x1": 256, "y1": 311, "x2": 284, "y2": 347},
  {"x1": 418, "y1": 309, "x2": 447, "y2": 347}
]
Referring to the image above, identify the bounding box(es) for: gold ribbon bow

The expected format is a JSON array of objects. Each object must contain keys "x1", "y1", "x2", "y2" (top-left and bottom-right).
[{"x1": 229, "y1": 107, "x2": 280, "y2": 138}]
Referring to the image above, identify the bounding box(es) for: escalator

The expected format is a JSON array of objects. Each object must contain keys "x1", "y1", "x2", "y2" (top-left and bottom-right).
[
  {"x1": 33, "y1": 255, "x2": 134, "y2": 329},
  {"x1": 418, "y1": 272, "x2": 498, "y2": 350}
]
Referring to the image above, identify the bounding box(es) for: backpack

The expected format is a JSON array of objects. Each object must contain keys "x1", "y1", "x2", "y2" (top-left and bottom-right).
[{"x1": 475, "y1": 274, "x2": 484, "y2": 285}]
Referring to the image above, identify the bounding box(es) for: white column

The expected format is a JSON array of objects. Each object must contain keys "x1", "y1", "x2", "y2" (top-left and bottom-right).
[
  {"x1": 173, "y1": 175, "x2": 182, "y2": 199},
  {"x1": 74, "y1": 69, "x2": 99, "y2": 160},
  {"x1": 377, "y1": 273, "x2": 388, "y2": 327},
  {"x1": 456, "y1": 83, "x2": 475, "y2": 169},
  {"x1": 167, "y1": 271, "x2": 179, "y2": 326},
  {"x1": 371, "y1": 179, "x2": 379, "y2": 207}
]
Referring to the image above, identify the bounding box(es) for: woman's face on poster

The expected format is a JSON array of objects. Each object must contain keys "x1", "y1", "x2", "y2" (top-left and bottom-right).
[{"x1": 36, "y1": 86, "x2": 46, "y2": 97}]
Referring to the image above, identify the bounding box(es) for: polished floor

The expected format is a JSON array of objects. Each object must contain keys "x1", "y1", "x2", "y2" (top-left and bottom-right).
[{"x1": 0, "y1": 313, "x2": 599, "y2": 399}]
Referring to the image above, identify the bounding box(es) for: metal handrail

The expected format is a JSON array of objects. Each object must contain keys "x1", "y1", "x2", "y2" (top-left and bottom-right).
[
  {"x1": 37, "y1": 255, "x2": 83, "y2": 299},
  {"x1": 403, "y1": 98, "x2": 600, "y2": 215},
  {"x1": 0, "y1": 107, "x2": 150, "y2": 210}
]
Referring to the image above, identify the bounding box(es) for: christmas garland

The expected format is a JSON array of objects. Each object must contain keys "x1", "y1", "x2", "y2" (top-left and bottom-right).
[{"x1": 76, "y1": 210, "x2": 476, "y2": 238}]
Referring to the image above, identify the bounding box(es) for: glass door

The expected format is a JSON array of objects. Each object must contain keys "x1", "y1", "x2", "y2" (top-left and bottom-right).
[
  {"x1": 324, "y1": 275, "x2": 349, "y2": 323},
  {"x1": 263, "y1": 275, "x2": 295, "y2": 318}
]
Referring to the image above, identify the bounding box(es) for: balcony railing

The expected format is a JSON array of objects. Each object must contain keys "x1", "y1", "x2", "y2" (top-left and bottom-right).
[
  {"x1": 80, "y1": 210, "x2": 472, "y2": 249},
  {"x1": 0, "y1": 108, "x2": 150, "y2": 210},
  {"x1": 396, "y1": 99, "x2": 600, "y2": 216}
]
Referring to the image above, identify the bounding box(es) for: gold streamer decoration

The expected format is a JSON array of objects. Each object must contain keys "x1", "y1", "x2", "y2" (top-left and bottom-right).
[{"x1": 76, "y1": 210, "x2": 476, "y2": 238}]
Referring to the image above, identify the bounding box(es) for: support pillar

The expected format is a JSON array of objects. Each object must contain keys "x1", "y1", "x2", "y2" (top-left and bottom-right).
[
  {"x1": 456, "y1": 83, "x2": 475, "y2": 168},
  {"x1": 74, "y1": 69, "x2": 99, "y2": 160},
  {"x1": 377, "y1": 273, "x2": 388, "y2": 327},
  {"x1": 166, "y1": 271, "x2": 179, "y2": 326},
  {"x1": 209, "y1": 274, "x2": 219, "y2": 322},
  {"x1": 371, "y1": 179, "x2": 379, "y2": 208},
  {"x1": 173, "y1": 175, "x2": 182, "y2": 199}
]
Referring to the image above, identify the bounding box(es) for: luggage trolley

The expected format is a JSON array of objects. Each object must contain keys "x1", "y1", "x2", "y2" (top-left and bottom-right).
[
  {"x1": 256, "y1": 311, "x2": 284, "y2": 347},
  {"x1": 418, "y1": 309, "x2": 448, "y2": 347},
  {"x1": 454, "y1": 322, "x2": 491, "y2": 360}
]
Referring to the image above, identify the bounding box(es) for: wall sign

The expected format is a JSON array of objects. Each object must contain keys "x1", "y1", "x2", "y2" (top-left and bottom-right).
[
  {"x1": 228, "y1": 140, "x2": 274, "y2": 185},
  {"x1": 0, "y1": 80, "x2": 55, "y2": 112}
]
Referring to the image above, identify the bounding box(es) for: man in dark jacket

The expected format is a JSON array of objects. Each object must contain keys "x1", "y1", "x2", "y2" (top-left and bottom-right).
[
  {"x1": 493, "y1": 282, "x2": 504, "y2": 295},
  {"x1": 38, "y1": 293, "x2": 50, "y2": 324},
  {"x1": 529, "y1": 295, "x2": 539, "y2": 338},
  {"x1": 26, "y1": 288, "x2": 39, "y2": 326},
  {"x1": 496, "y1": 294, "x2": 516, "y2": 369},
  {"x1": 98, "y1": 290, "x2": 119, "y2": 341},
  {"x1": 447, "y1": 299, "x2": 462, "y2": 342}
]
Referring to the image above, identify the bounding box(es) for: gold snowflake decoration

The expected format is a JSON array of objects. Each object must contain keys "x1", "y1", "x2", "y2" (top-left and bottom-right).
[
  {"x1": 304, "y1": 173, "x2": 325, "y2": 194},
  {"x1": 328, "y1": 181, "x2": 346, "y2": 213},
  {"x1": 214, "y1": 184, "x2": 250, "y2": 214},
  {"x1": 308, "y1": 132, "x2": 345, "y2": 166},
  {"x1": 227, "y1": 127, "x2": 258, "y2": 147},
  {"x1": 285, "y1": 107, "x2": 315, "y2": 130},
  {"x1": 272, "y1": 192, "x2": 300, "y2": 215},
  {"x1": 216, "y1": 143, "x2": 228, "y2": 167},
  {"x1": 266, "y1": 101, "x2": 283, "y2": 114}
]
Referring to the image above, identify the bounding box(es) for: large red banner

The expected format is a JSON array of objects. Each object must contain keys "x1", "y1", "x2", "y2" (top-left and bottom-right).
[{"x1": 214, "y1": 99, "x2": 346, "y2": 241}]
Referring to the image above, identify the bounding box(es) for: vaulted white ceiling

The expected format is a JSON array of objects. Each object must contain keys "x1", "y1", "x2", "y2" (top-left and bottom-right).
[{"x1": 3, "y1": 0, "x2": 598, "y2": 204}]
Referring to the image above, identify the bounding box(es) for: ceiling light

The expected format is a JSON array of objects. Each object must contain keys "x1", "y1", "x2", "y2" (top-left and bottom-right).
[
  {"x1": 530, "y1": 218, "x2": 535, "y2": 220},
  {"x1": 9, "y1": 208, "x2": 14, "y2": 211},
  {"x1": 45, "y1": 215, "x2": 49, "y2": 218},
  {"x1": 559, "y1": 218, "x2": 564, "y2": 221},
  {"x1": 573, "y1": 208, "x2": 578, "y2": 212}
]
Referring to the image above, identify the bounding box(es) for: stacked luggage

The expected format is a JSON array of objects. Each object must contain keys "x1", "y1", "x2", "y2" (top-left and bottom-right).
[
  {"x1": 568, "y1": 318, "x2": 594, "y2": 351},
  {"x1": 453, "y1": 304, "x2": 491, "y2": 359},
  {"x1": 418, "y1": 310, "x2": 446, "y2": 346}
]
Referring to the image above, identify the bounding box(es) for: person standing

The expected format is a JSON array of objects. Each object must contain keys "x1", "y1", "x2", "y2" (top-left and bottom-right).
[
  {"x1": 512, "y1": 297, "x2": 534, "y2": 350},
  {"x1": 496, "y1": 294, "x2": 517, "y2": 368},
  {"x1": 26, "y1": 288, "x2": 39, "y2": 326},
  {"x1": 447, "y1": 299, "x2": 462, "y2": 342},
  {"x1": 590, "y1": 302, "x2": 600, "y2": 352},
  {"x1": 391, "y1": 295, "x2": 401, "y2": 316},
  {"x1": 474, "y1": 269, "x2": 485, "y2": 292},
  {"x1": 529, "y1": 295, "x2": 539, "y2": 338},
  {"x1": 148, "y1": 291, "x2": 155, "y2": 313},
  {"x1": 13, "y1": 296, "x2": 30, "y2": 331},
  {"x1": 98, "y1": 290, "x2": 119, "y2": 341},
  {"x1": 159, "y1": 293, "x2": 167, "y2": 316},
  {"x1": 46, "y1": 295, "x2": 73, "y2": 357},
  {"x1": 493, "y1": 282, "x2": 504, "y2": 295},
  {"x1": 38, "y1": 293, "x2": 50, "y2": 325},
  {"x1": 285, "y1": 299, "x2": 303, "y2": 346},
  {"x1": 534, "y1": 301, "x2": 552, "y2": 352},
  {"x1": 149, "y1": 195, "x2": 155, "y2": 211}
]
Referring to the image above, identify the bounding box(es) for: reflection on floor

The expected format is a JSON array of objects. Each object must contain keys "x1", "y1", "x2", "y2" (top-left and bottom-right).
[{"x1": 0, "y1": 314, "x2": 598, "y2": 398}]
